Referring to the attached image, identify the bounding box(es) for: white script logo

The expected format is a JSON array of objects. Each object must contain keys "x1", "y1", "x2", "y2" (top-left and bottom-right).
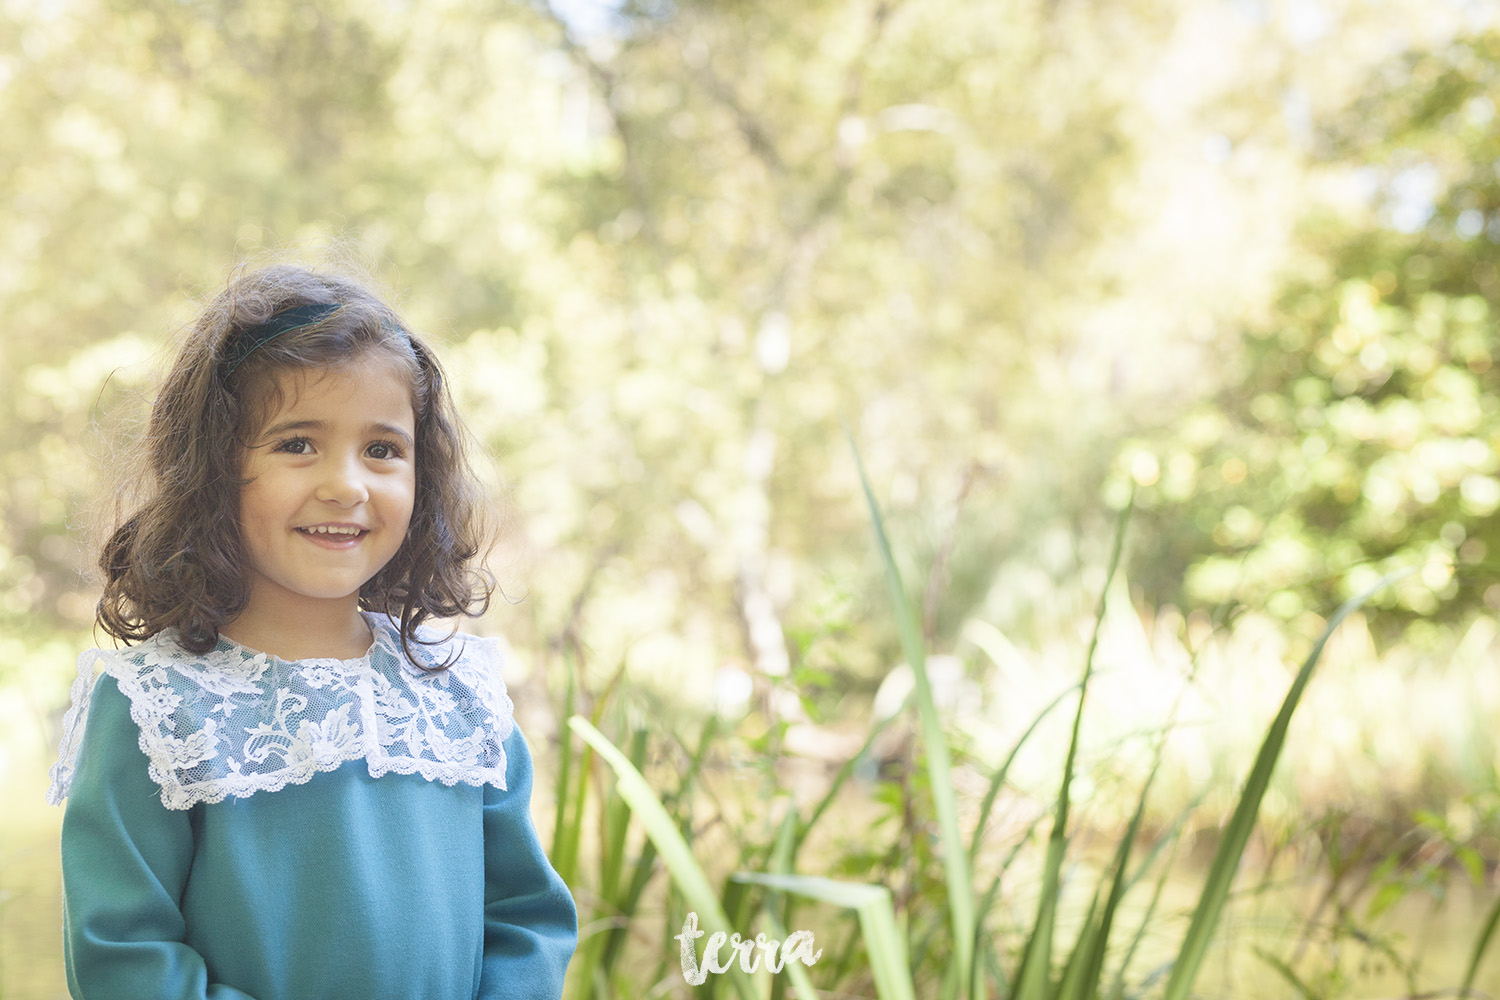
[{"x1": 673, "y1": 911, "x2": 823, "y2": 984}]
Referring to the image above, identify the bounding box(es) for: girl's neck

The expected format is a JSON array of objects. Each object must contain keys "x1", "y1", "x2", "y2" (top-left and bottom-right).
[{"x1": 220, "y1": 601, "x2": 374, "y2": 662}]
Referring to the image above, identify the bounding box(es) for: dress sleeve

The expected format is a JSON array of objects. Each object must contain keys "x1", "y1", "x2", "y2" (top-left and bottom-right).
[
  {"x1": 60, "y1": 674, "x2": 259, "y2": 1000},
  {"x1": 479, "y1": 726, "x2": 578, "y2": 1000}
]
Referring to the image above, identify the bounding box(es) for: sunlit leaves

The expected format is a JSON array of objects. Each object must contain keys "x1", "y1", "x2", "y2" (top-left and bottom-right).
[{"x1": 1126, "y1": 25, "x2": 1500, "y2": 630}]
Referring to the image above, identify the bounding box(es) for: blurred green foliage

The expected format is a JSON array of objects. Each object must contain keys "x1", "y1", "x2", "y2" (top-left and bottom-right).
[
  {"x1": 6, "y1": 1, "x2": 1492, "y2": 690},
  {"x1": 0, "y1": 0, "x2": 1161, "y2": 687},
  {"x1": 1131, "y1": 29, "x2": 1500, "y2": 636},
  {"x1": 2, "y1": 0, "x2": 1496, "y2": 726}
]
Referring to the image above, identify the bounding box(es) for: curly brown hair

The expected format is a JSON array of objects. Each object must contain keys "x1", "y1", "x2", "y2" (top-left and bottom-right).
[{"x1": 97, "y1": 263, "x2": 495, "y2": 667}]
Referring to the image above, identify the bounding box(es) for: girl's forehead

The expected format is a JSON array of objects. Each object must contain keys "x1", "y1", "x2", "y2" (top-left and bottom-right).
[{"x1": 247, "y1": 356, "x2": 417, "y2": 431}]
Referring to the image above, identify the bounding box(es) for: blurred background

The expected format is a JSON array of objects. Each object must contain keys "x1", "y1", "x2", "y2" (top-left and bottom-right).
[{"x1": 4, "y1": 0, "x2": 1500, "y2": 996}]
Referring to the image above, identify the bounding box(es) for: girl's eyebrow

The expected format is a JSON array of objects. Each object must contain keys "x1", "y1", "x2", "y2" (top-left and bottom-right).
[{"x1": 261, "y1": 418, "x2": 415, "y2": 448}]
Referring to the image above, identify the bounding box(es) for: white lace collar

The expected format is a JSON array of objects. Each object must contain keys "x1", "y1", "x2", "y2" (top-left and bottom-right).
[{"x1": 48, "y1": 613, "x2": 515, "y2": 810}]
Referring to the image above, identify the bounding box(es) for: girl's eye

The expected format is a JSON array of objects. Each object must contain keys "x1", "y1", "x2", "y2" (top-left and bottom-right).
[
  {"x1": 367, "y1": 440, "x2": 405, "y2": 461},
  {"x1": 273, "y1": 437, "x2": 313, "y2": 455}
]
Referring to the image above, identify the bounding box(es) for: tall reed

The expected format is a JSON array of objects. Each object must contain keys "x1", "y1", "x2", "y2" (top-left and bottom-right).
[{"x1": 556, "y1": 440, "x2": 1487, "y2": 998}]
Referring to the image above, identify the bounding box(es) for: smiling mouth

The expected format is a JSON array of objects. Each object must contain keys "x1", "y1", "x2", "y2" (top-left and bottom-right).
[{"x1": 297, "y1": 525, "x2": 370, "y2": 539}]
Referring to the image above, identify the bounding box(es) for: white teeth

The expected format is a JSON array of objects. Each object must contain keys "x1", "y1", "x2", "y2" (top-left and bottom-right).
[{"x1": 302, "y1": 525, "x2": 364, "y2": 535}]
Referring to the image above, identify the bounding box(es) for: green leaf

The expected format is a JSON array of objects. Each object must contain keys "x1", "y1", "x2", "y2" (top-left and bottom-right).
[
  {"x1": 1459, "y1": 846, "x2": 1485, "y2": 887},
  {"x1": 1365, "y1": 882, "x2": 1408, "y2": 923},
  {"x1": 733, "y1": 872, "x2": 917, "y2": 1000},
  {"x1": 1160, "y1": 568, "x2": 1412, "y2": 1000},
  {"x1": 552, "y1": 667, "x2": 577, "y2": 878},
  {"x1": 848, "y1": 428, "x2": 975, "y2": 994},
  {"x1": 970, "y1": 681, "x2": 1081, "y2": 863},
  {"x1": 1251, "y1": 947, "x2": 1317, "y2": 1000},
  {"x1": 1462, "y1": 889, "x2": 1500, "y2": 996},
  {"x1": 760, "y1": 907, "x2": 823, "y2": 1000},
  {"x1": 1014, "y1": 494, "x2": 1132, "y2": 1000},
  {"x1": 798, "y1": 688, "x2": 912, "y2": 854},
  {"x1": 568, "y1": 716, "x2": 760, "y2": 1000}
]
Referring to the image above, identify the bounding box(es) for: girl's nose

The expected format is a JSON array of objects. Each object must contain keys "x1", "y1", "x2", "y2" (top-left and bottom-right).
[{"x1": 315, "y1": 456, "x2": 371, "y2": 507}]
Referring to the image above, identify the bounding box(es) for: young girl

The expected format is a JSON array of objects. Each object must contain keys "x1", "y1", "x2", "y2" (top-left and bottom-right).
[{"x1": 46, "y1": 263, "x2": 577, "y2": 1000}]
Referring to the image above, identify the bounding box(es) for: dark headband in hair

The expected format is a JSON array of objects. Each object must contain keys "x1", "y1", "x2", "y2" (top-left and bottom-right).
[{"x1": 221, "y1": 303, "x2": 342, "y2": 376}]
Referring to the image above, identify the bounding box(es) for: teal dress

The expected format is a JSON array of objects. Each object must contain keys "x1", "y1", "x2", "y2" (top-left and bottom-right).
[{"x1": 49, "y1": 615, "x2": 577, "y2": 1000}]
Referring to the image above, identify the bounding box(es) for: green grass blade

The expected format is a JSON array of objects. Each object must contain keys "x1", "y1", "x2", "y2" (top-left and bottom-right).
[
  {"x1": 561, "y1": 739, "x2": 591, "y2": 888},
  {"x1": 734, "y1": 872, "x2": 917, "y2": 1000},
  {"x1": 825, "y1": 919, "x2": 866, "y2": 994},
  {"x1": 552, "y1": 665, "x2": 577, "y2": 876},
  {"x1": 1014, "y1": 498, "x2": 1132, "y2": 1000},
  {"x1": 1055, "y1": 891, "x2": 1101, "y2": 1000},
  {"x1": 1462, "y1": 889, "x2": 1500, "y2": 995},
  {"x1": 770, "y1": 807, "x2": 797, "y2": 874},
  {"x1": 798, "y1": 689, "x2": 912, "y2": 852},
  {"x1": 1106, "y1": 864, "x2": 1170, "y2": 1000},
  {"x1": 766, "y1": 808, "x2": 800, "y2": 1000},
  {"x1": 1106, "y1": 795, "x2": 1201, "y2": 1000},
  {"x1": 1013, "y1": 834, "x2": 1065, "y2": 1000},
  {"x1": 1064, "y1": 766, "x2": 1159, "y2": 1000},
  {"x1": 1251, "y1": 947, "x2": 1316, "y2": 1000},
  {"x1": 1160, "y1": 569, "x2": 1412, "y2": 1000},
  {"x1": 971, "y1": 681, "x2": 1081, "y2": 862},
  {"x1": 556, "y1": 656, "x2": 629, "y2": 891},
  {"x1": 599, "y1": 716, "x2": 720, "y2": 978},
  {"x1": 600, "y1": 727, "x2": 647, "y2": 903},
  {"x1": 940, "y1": 953, "x2": 961, "y2": 1000},
  {"x1": 848, "y1": 429, "x2": 975, "y2": 992},
  {"x1": 568, "y1": 716, "x2": 759, "y2": 1000},
  {"x1": 971, "y1": 916, "x2": 997, "y2": 1000},
  {"x1": 599, "y1": 836, "x2": 658, "y2": 972},
  {"x1": 973, "y1": 806, "x2": 1051, "y2": 999},
  {"x1": 598, "y1": 729, "x2": 660, "y2": 975},
  {"x1": 973, "y1": 875, "x2": 1007, "y2": 995},
  {"x1": 983, "y1": 944, "x2": 1007, "y2": 1000},
  {"x1": 1072, "y1": 724, "x2": 1177, "y2": 997},
  {"x1": 761, "y1": 907, "x2": 822, "y2": 1000}
]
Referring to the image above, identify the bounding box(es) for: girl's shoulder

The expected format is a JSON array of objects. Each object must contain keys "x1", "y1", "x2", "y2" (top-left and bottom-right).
[{"x1": 48, "y1": 615, "x2": 517, "y2": 811}]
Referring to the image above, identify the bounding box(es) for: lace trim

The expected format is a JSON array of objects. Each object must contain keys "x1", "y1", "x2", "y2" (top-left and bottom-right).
[{"x1": 47, "y1": 613, "x2": 515, "y2": 810}]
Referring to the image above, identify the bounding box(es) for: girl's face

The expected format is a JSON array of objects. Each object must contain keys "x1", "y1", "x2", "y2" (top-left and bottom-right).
[{"x1": 237, "y1": 356, "x2": 417, "y2": 620}]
